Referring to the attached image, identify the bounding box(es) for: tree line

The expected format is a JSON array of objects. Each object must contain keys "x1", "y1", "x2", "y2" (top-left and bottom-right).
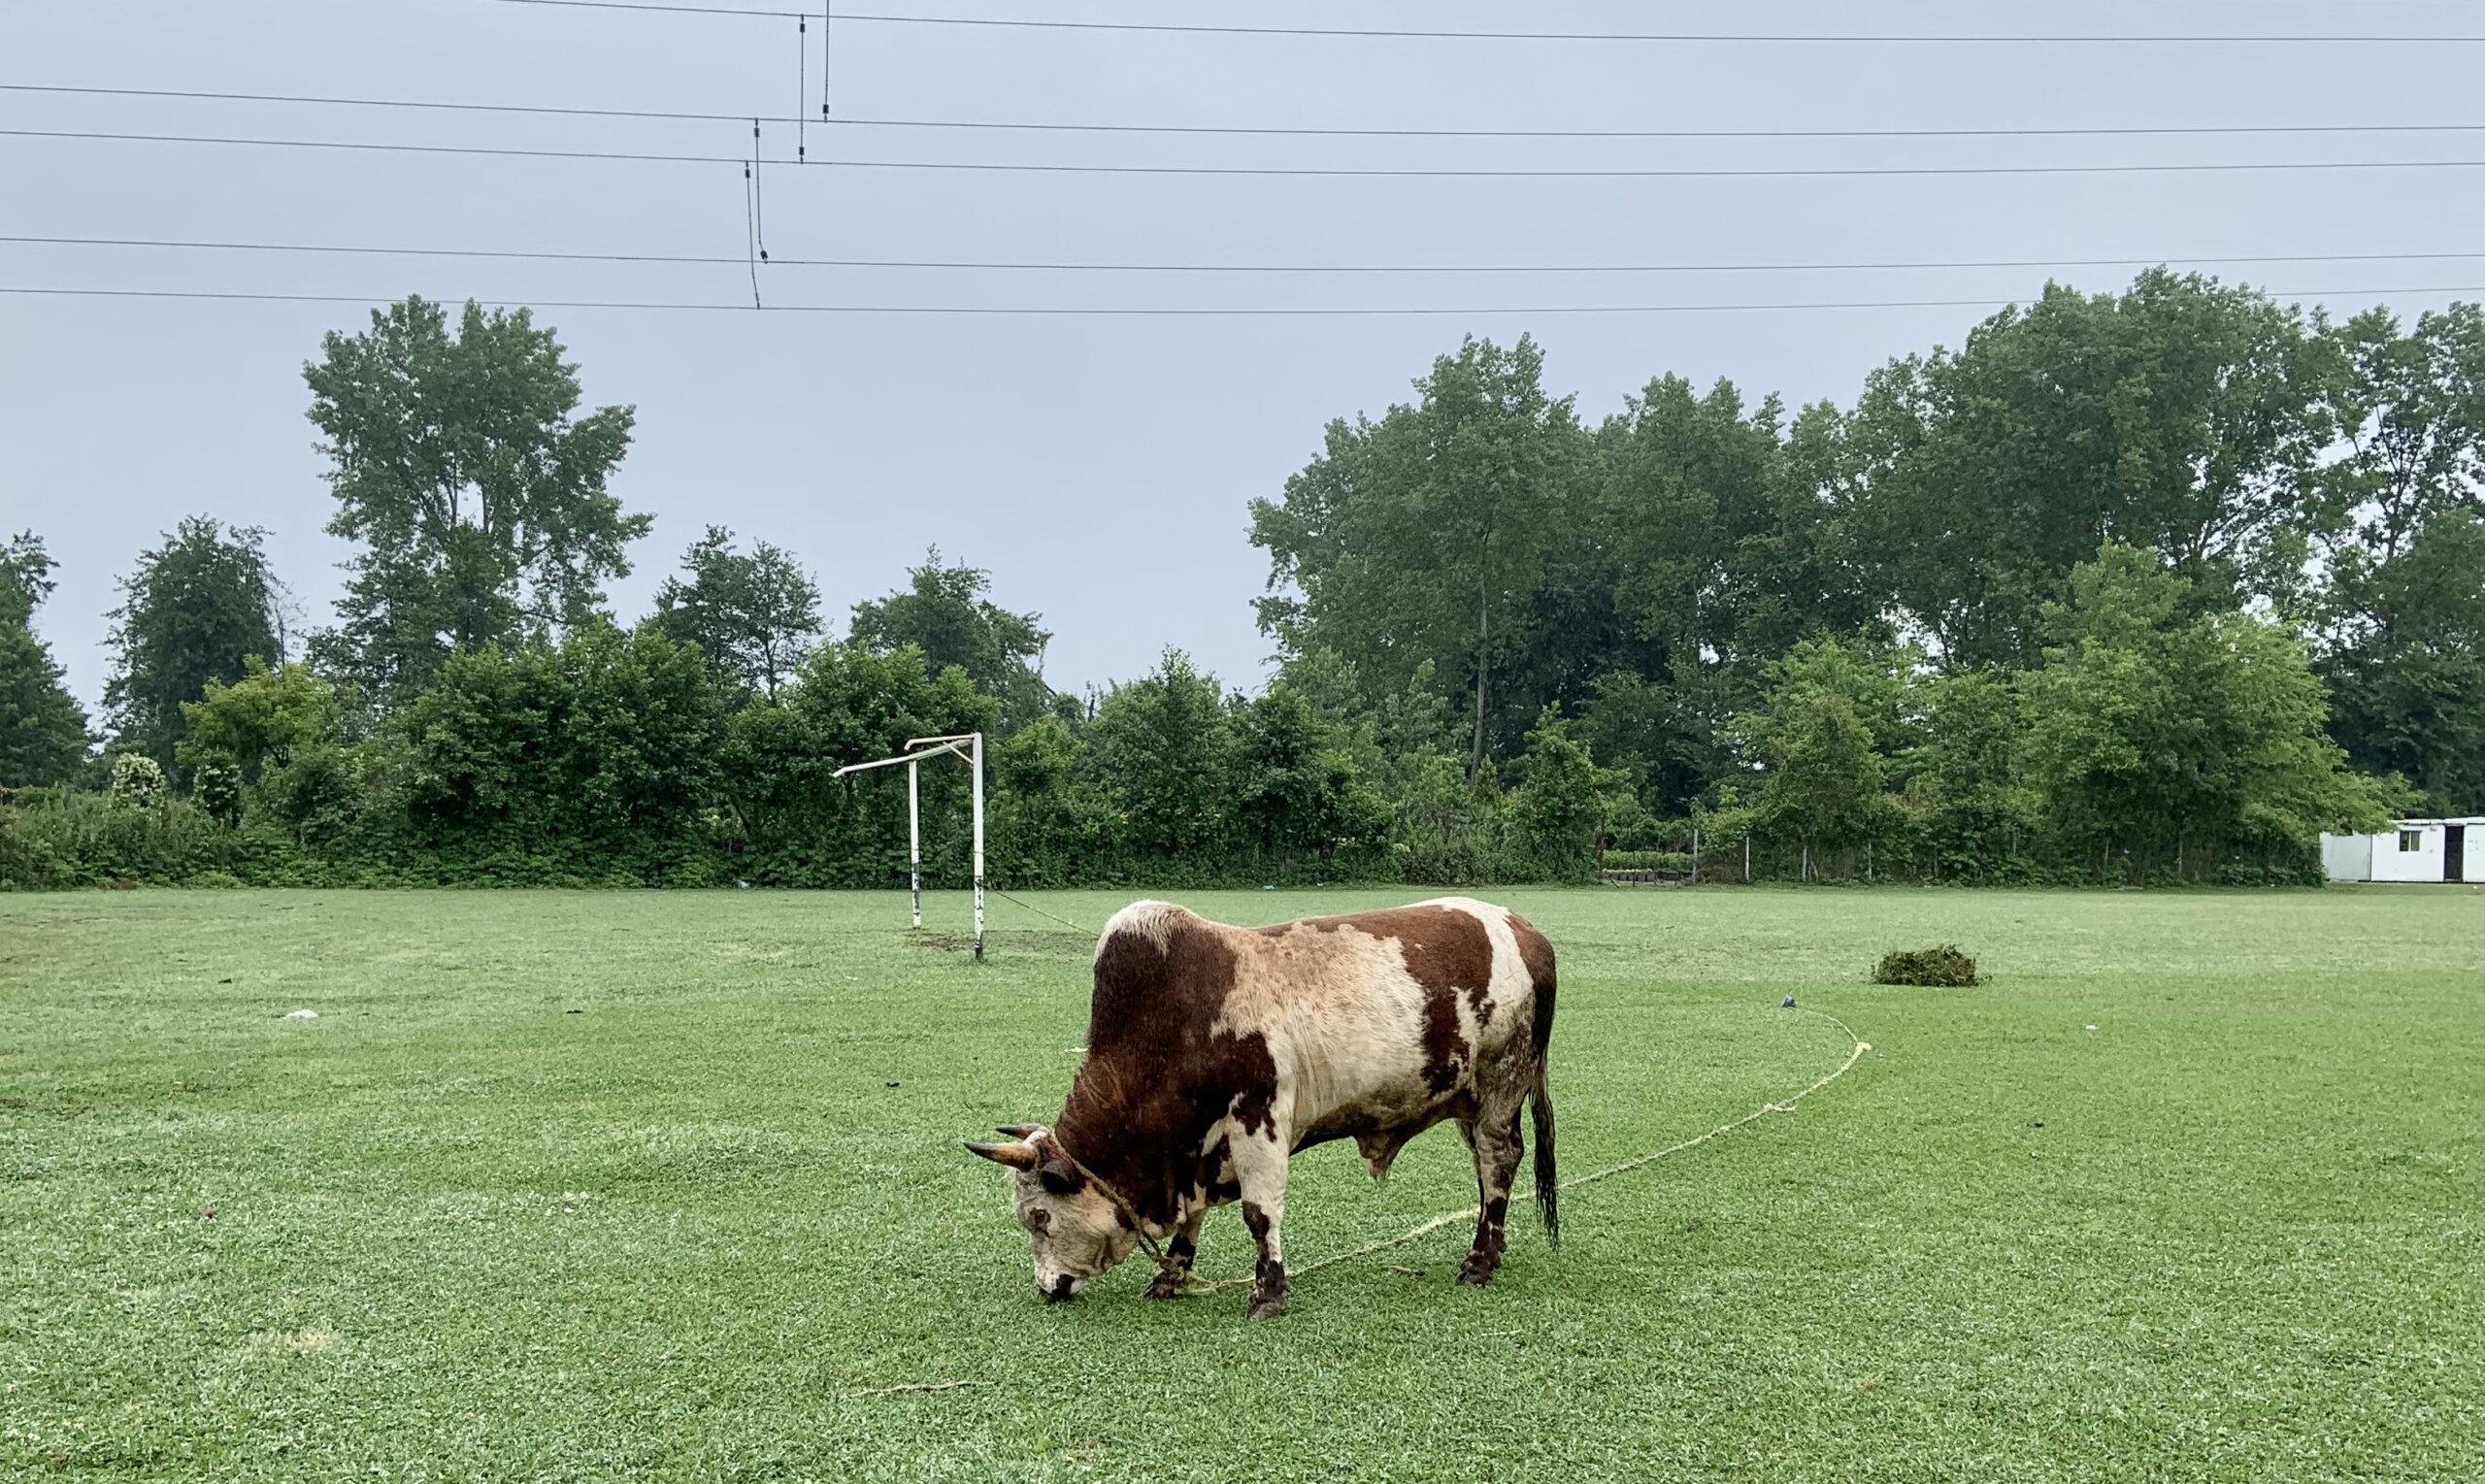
[{"x1": 2, "y1": 275, "x2": 2476, "y2": 890}]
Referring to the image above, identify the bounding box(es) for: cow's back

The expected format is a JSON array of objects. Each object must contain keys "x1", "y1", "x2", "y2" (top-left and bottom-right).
[{"x1": 1083, "y1": 898, "x2": 1553, "y2": 1147}]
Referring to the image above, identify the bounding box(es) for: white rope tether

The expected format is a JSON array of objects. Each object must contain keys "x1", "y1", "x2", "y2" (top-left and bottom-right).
[{"x1": 1190, "y1": 1012, "x2": 1873, "y2": 1293}]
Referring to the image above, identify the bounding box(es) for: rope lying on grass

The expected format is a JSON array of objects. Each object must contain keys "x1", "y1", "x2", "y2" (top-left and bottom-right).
[
  {"x1": 989, "y1": 887, "x2": 1101, "y2": 938},
  {"x1": 1186, "y1": 1012, "x2": 1873, "y2": 1294},
  {"x1": 846, "y1": 1010, "x2": 1872, "y2": 1399}
]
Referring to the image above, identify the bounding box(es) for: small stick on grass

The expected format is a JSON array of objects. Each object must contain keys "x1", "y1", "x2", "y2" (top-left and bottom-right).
[{"x1": 1384, "y1": 1264, "x2": 1426, "y2": 1277}]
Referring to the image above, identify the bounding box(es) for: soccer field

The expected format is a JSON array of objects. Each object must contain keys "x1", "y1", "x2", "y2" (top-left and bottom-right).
[{"x1": 2, "y1": 885, "x2": 2477, "y2": 1482}]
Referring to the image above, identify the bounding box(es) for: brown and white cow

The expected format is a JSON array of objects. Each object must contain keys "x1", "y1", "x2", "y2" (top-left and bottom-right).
[{"x1": 966, "y1": 897, "x2": 1557, "y2": 1318}]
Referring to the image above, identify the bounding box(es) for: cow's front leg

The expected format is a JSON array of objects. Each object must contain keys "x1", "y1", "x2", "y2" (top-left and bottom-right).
[
  {"x1": 1228, "y1": 1117, "x2": 1291, "y2": 1319},
  {"x1": 1458, "y1": 1107, "x2": 1525, "y2": 1286},
  {"x1": 1143, "y1": 1206, "x2": 1209, "y2": 1299}
]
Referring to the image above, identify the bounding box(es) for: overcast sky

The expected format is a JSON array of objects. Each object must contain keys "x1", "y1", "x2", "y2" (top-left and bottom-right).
[{"x1": 5, "y1": 1, "x2": 2480, "y2": 712}]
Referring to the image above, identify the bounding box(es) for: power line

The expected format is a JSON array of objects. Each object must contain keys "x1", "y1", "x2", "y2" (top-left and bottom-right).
[
  {"x1": 7, "y1": 127, "x2": 2478, "y2": 178},
  {"x1": 4, "y1": 233, "x2": 2475, "y2": 277},
  {"x1": 7, "y1": 82, "x2": 2475, "y2": 142},
  {"x1": 2, "y1": 283, "x2": 2474, "y2": 315},
  {"x1": 480, "y1": 1, "x2": 2484, "y2": 45}
]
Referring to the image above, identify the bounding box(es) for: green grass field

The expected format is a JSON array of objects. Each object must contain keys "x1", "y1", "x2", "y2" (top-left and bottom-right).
[{"x1": 2, "y1": 885, "x2": 2477, "y2": 1482}]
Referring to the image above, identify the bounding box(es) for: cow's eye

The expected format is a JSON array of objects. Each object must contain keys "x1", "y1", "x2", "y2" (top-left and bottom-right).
[{"x1": 1026, "y1": 1208, "x2": 1050, "y2": 1233}]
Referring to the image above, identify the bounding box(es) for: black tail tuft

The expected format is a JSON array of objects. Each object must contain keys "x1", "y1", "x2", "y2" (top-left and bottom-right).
[{"x1": 1530, "y1": 1077, "x2": 1558, "y2": 1246}]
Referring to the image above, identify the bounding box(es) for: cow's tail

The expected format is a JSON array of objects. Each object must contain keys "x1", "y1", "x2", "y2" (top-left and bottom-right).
[
  {"x1": 1528, "y1": 969, "x2": 1558, "y2": 1246},
  {"x1": 1529, "y1": 1070, "x2": 1558, "y2": 1247}
]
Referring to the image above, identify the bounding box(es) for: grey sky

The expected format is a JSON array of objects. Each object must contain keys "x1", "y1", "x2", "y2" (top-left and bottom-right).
[{"x1": 5, "y1": 1, "x2": 2479, "y2": 713}]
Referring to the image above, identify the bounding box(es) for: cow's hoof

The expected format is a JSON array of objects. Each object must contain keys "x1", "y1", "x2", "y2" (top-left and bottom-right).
[
  {"x1": 1456, "y1": 1254, "x2": 1499, "y2": 1286},
  {"x1": 1246, "y1": 1293, "x2": 1287, "y2": 1320}
]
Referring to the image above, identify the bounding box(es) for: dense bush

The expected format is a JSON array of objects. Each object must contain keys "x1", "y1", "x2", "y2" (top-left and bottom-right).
[{"x1": 0, "y1": 579, "x2": 2396, "y2": 892}]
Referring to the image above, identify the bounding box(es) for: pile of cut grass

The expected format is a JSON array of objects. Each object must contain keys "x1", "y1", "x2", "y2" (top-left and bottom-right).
[{"x1": 1873, "y1": 942, "x2": 1979, "y2": 985}]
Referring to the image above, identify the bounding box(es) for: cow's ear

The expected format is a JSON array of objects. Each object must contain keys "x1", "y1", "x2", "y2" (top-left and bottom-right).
[
  {"x1": 965, "y1": 1139, "x2": 1040, "y2": 1170},
  {"x1": 1037, "y1": 1159, "x2": 1083, "y2": 1197},
  {"x1": 995, "y1": 1124, "x2": 1043, "y2": 1138}
]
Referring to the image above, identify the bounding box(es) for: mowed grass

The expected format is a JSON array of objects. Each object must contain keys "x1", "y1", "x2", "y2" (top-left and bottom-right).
[{"x1": 1, "y1": 885, "x2": 2477, "y2": 1483}]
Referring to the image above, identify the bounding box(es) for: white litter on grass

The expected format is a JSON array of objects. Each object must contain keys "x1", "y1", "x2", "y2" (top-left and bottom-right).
[
  {"x1": 2085, "y1": 1024, "x2": 2098, "y2": 1032},
  {"x1": 282, "y1": 1008, "x2": 318, "y2": 1020}
]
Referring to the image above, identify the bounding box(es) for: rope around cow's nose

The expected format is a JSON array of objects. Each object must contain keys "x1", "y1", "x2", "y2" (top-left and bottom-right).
[{"x1": 1182, "y1": 1010, "x2": 1872, "y2": 1294}]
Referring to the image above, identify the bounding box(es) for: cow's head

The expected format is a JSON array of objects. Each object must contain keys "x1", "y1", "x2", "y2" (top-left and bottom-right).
[{"x1": 963, "y1": 1124, "x2": 1141, "y2": 1301}]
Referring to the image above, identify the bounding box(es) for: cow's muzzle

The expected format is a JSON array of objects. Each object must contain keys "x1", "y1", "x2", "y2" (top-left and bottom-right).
[{"x1": 1042, "y1": 1274, "x2": 1080, "y2": 1303}]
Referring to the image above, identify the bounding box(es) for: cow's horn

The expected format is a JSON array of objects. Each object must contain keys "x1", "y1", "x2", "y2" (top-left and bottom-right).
[
  {"x1": 996, "y1": 1124, "x2": 1042, "y2": 1138},
  {"x1": 964, "y1": 1139, "x2": 1040, "y2": 1170}
]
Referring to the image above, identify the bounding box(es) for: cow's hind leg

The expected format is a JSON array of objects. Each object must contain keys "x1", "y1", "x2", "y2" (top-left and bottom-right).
[
  {"x1": 1228, "y1": 1125, "x2": 1291, "y2": 1319},
  {"x1": 1143, "y1": 1206, "x2": 1209, "y2": 1299},
  {"x1": 1458, "y1": 1105, "x2": 1525, "y2": 1286}
]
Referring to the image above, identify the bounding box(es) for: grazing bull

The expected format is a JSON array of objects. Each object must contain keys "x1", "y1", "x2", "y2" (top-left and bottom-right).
[{"x1": 965, "y1": 897, "x2": 1557, "y2": 1318}]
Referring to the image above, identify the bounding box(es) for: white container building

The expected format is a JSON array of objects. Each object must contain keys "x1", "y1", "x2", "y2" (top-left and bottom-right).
[{"x1": 2320, "y1": 817, "x2": 2484, "y2": 882}]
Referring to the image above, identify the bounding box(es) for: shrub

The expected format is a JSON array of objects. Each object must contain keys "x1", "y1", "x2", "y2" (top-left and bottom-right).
[
  {"x1": 1873, "y1": 944, "x2": 1978, "y2": 986},
  {"x1": 109, "y1": 753, "x2": 167, "y2": 808},
  {"x1": 1601, "y1": 849, "x2": 1691, "y2": 873}
]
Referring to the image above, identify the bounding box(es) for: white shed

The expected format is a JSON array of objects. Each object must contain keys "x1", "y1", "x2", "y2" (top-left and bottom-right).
[{"x1": 2320, "y1": 817, "x2": 2485, "y2": 882}]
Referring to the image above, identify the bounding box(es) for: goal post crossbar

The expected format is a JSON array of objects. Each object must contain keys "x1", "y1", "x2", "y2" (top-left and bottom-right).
[{"x1": 832, "y1": 732, "x2": 985, "y2": 959}]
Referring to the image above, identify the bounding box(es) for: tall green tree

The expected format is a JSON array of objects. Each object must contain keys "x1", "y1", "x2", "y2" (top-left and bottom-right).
[
  {"x1": 989, "y1": 713, "x2": 1120, "y2": 887},
  {"x1": 103, "y1": 516, "x2": 283, "y2": 772},
  {"x1": 1592, "y1": 380, "x2": 1871, "y2": 680},
  {"x1": 721, "y1": 640, "x2": 997, "y2": 885},
  {"x1": 1, "y1": 532, "x2": 55, "y2": 629},
  {"x1": 1508, "y1": 708, "x2": 1628, "y2": 882},
  {"x1": 2310, "y1": 303, "x2": 2483, "y2": 812},
  {"x1": 2020, "y1": 544, "x2": 2389, "y2": 878},
  {"x1": 847, "y1": 549, "x2": 1052, "y2": 730},
  {"x1": 1846, "y1": 270, "x2": 2334, "y2": 667},
  {"x1": 651, "y1": 525, "x2": 823, "y2": 702},
  {"x1": 2315, "y1": 302, "x2": 2484, "y2": 566},
  {"x1": 1753, "y1": 693, "x2": 1886, "y2": 876},
  {"x1": 2315, "y1": 510, "x2": 2484, "y2": 814},
  {"x1": 306, "y1": 296, "x2": 646, "y2": 703},
  {"x1": 1253, "y1": 335, "x2": 1579, "y2": 776},
  {"x1": 1088, "y1": 650, "x2": 1236, "y2": 868},
  {"x1": 1228, "y1": 682, "x2": 1391, "y2": 876},
  {"x1": 0, "y1": 532, "x2": 91, "y2": 786},
  {"x1": 1903, "y1": 669, "x2": 2034, "y2": 878}
]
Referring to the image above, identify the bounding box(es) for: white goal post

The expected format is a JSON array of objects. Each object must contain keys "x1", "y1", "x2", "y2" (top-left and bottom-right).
[{"x1": 832, "y1": 732, "x2": 985, "y2": 960}]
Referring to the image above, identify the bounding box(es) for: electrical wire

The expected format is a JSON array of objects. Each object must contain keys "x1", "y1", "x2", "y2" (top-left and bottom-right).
[
  {"x1": 480, "y1": 1, "x2": 2483, "y2": 45},
  {"x1": 7, "y1": 82, "x2": 2475, "y2": 142},
  {"x1": 742, "y1": 159, "x2": 760, "y2": 306},
  {"x1": 3, "y1": 233, "x2": 2473, "y2": 278},
  {"x1": 7, "y1": 126, "x2": 2477, "y2": 178},
  {"x1": 2, "y1": 283, "x2": 2473, "y2": 315}
]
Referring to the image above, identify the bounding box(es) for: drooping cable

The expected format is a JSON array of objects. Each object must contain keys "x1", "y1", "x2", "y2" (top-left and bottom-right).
[
  {"x1": 742, "y1": 159, "x2": 760, "y2": 307},
  {"x1": 751, "y1": 118, "x2": 768, "y2": 261}
]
